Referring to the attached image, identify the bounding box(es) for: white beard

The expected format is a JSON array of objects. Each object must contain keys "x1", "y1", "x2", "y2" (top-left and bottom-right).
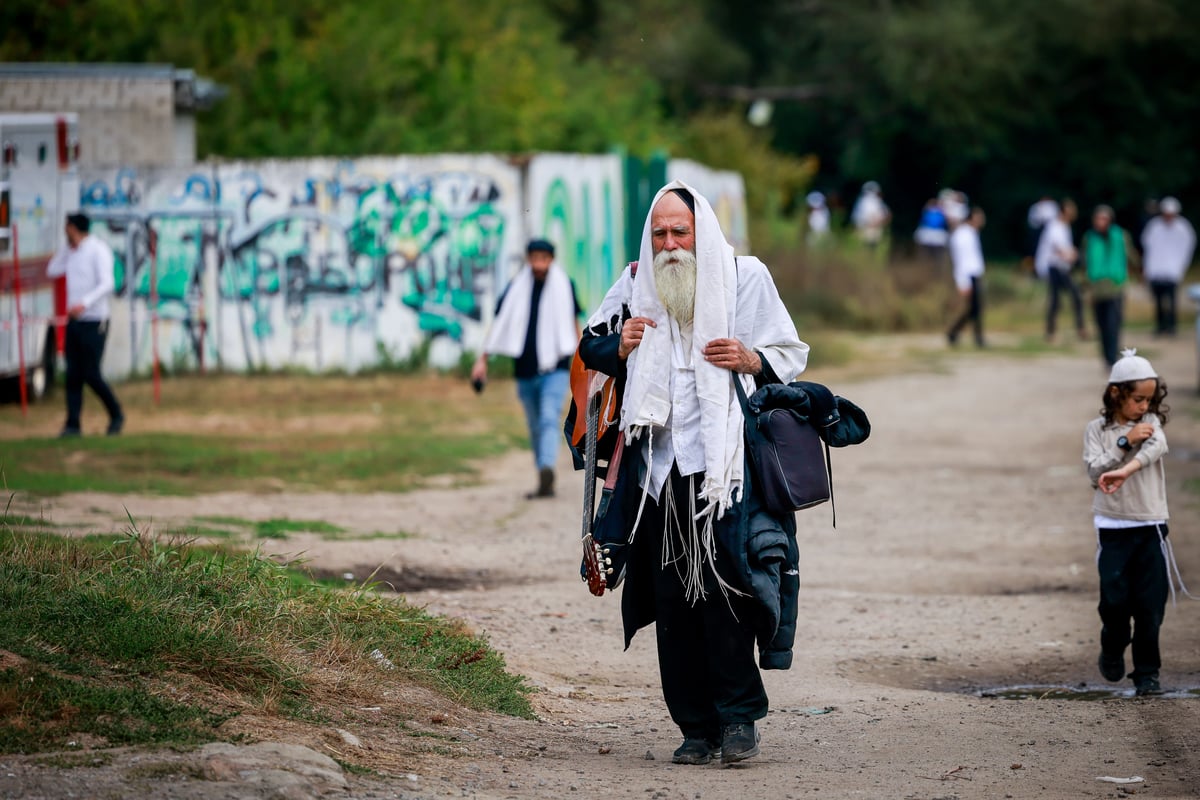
[{"x1": 653, "y1": 249, "x2": 697, "y2": 324}]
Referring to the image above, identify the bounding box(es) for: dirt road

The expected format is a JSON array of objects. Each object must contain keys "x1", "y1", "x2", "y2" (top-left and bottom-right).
[{"x1": 9, "y1": 334, "x2": 1200, "y2": 799}]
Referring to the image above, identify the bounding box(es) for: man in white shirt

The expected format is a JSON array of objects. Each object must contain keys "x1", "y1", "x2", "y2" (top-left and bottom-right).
[
  {"x1": 946, "y1": 207, "x2": 987, "y2": 347},
  {"x1": 1035, "y1": 199, "x2": 1087, "y2": 342},
  {"x1": 1140, "y1": 196, "x2": 1196, "y2": 336},
  {"x1": 46, "y1": 213, "x2": 123, "y2": 437}
]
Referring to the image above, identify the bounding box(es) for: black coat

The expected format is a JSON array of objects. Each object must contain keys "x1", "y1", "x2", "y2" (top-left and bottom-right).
[{"x1": 577, "y1": 328, "x2": 801, "y2": 670}]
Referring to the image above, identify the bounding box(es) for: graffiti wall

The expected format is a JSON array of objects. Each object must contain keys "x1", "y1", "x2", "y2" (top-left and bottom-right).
[
  {"x1": 75, "y1": 154, "x2": 745, "y2": 379},
  {"x1": 524, "y1": 154, "x2": 625, "y2": 315},
  {"x1": 80, "y1": 156, "x2": 523, "y2": 376}
]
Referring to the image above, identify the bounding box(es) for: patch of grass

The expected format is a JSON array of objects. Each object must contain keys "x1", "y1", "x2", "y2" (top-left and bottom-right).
[
  {"x1": 32, "y1": 752, "x2": 114, "y2": 769},
  {"x1": 193, "y1": 515, "x2": 254, "y2": 527},
  {"x1": 253, "y1": 518, "x2": 345, "y2": 540},
  {"x1": 0, "y1": 525, "x2": 533, "y2": 754},
  {"x1": 0, "y1": 373, "x2": 528, "y2": 497}
]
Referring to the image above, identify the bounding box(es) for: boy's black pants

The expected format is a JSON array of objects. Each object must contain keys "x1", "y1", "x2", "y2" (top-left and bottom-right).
[{"x1": 1097, "y1": 525, "x2": 1169, "y2": 680}]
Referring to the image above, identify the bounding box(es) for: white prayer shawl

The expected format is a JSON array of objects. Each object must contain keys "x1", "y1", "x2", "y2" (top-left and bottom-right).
[
  {"x1": 591, "y1": 180, "x2": 808, "y2": 598},
  {"x1": 1141, "y1": 216, "x2": 1197, "y2": 283},
  {"x1": 483, "y1": 263, "x2": 577, "y2": 373}
]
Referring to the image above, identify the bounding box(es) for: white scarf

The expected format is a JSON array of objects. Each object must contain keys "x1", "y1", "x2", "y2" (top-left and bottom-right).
[
  {"x1": 484, "y1": 263, "x2": 577, "y2": 373},
  {"x1": 622, "y1": 180, "x2": 750, "y2": 526}
]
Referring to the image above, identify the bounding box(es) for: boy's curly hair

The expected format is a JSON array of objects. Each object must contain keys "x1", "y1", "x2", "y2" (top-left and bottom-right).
[{"x1": 1102, "y1": 378, "x2": 1170, "y2": 426}]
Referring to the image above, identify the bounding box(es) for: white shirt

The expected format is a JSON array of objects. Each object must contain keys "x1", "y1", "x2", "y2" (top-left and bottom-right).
[
  {"x1": 1140, "y1": 215, "x2": 1196, "y2": 283},
  {"x1": 949, "y1": 223, "x2": 984, "y2": 291},
  {"x1": 46, "y1": 235, "x2": 116, "y2": 322},
  {"x1": 1027, "y1": 199, "x2": 1059, "y2": 229},
  {"x1": 1034, "y1": 218, "x2": 1075, "y2": 278}
]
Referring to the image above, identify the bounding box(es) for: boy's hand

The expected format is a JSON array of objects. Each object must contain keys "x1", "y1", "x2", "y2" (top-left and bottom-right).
[
  {"x1": 1128, "y1": 422, "x2": 1154, "y2": 444},
  {"x1": 1098, "y1": 466, "x2": 1135, "y2": 494}
]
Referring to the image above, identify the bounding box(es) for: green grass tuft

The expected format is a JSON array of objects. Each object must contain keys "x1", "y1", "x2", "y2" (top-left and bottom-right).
[{"x1": 0, "y1": 525, "x2": 533, "y2": 754}]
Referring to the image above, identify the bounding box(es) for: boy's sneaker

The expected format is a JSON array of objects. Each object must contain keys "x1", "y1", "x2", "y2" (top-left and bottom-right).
[
  {"x1": 1098, "y1": 651, "x2": 1125, "y2": 683},
  {"x1": 720, "y1": 722, "x2": 760, "y2": 765},
  {"x1": 1134, "y1": 676, "x2": 1162, "y2": 697},
  {"x1": 671, "y1": 738, "x2": 719, "y2": 765}
]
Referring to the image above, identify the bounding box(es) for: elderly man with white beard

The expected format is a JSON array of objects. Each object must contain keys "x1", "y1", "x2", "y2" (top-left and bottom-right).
[{"x1": 578, "y1": 182, "x2": 809, "y2": 766}]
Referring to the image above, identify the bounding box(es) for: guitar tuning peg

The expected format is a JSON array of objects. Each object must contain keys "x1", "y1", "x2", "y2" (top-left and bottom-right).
[
  {"x1": 606, "y1": 568, "x2": 613, "y2": 575},
  {"x1": 601, "y1": 547, "x2": 610, "y2": 554},
  {"x1": 604, "y1": 558, "x2": 611, "y2": 565}
]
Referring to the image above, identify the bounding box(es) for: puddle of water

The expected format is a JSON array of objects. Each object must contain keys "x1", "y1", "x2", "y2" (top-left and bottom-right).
[{"x1": 979, "y1": 685, "x2": 1200, "y2": 701}]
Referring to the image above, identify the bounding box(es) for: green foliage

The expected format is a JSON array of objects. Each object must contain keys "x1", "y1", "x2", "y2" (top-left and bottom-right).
[
  {"x1": 6, "y1": 0, "x2": 1199, "y2": 260},
  {"x1": 676, "y1": 112, "x2": 818, "y2": 228},
  {"x1": 0, "y1": 526, "x2": 533, "y2": 753}
]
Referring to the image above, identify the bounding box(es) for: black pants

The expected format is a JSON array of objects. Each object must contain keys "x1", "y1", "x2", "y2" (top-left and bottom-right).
[
  {"x1": 640, "y1": 468, "x2": 767, "y2": 741},
  {"x1": 1045, "y1": 268, "x2": 1085, "y2": 336},
  {"x1": 947, "y1": 276, "x2": 984, "y2": 346},
  {"x1": 64, "y1": 319, "x2": 123, "y2": 432},
  {"x1": 1097, "y1": 525, "x2": 1169, "y2": 681},
  {"x1": 1149, "y1": 279, "x2": 1178, "y2": 335},
  {"x1": 1092, "y1": 296, "x2": 1124, "y2": 367}
]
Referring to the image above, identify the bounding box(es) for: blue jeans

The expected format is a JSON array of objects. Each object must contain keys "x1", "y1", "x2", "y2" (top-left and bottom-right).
[{"x1": 516, "y1": 369, "x2": 570, "y2": 470}]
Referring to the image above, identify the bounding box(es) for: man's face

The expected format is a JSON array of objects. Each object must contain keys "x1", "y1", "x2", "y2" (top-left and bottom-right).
[
  {"x1": 650, "y1": 193, "x2": 696, "y2": 257},
  {"x1": 65, "y1": 222, "x2": 82, "y2": 248},
  {"x1": 528, "y1": 250, "x2": 553, "y2": 279},
  {"x1": 1093, "y1": 211, "x2": 1112, "y2": 232}
]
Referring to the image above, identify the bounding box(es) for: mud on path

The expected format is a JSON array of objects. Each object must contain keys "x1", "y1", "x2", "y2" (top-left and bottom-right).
[{"x1": 7, "y1": 334, "x2": 1200, "y2": 799}]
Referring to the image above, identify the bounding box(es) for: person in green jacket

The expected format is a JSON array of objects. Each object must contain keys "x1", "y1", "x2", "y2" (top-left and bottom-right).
[{"x1": 1082, "y1": 205, "x2": 1138, "y2": 367}]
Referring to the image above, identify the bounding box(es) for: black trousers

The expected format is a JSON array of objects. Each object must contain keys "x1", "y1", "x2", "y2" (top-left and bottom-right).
[
  {"x1": 639, "y1": 468, "x2": 767, "y2": 741},
  {"x1": 1148, "y1": 279, "x2": 1178, "y2": 335},
  {"x1": 1045, "y1": 268, "x2": 1085, "y2": 336},
  {"x1": 1092, "y1": 296, "x2": 1124, "y2": 367},
  {"x1": 64, "y1": 319, "x2": 123, "y2": 431},
  {"x1": 1097, "y1": 525, "x2": 1169, "y2": 680},
  {"x1": 947, "y1": 276, "x2": 984, "y2": 346}
]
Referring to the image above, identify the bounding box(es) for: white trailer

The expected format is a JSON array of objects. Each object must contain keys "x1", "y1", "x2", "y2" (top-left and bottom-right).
[{"x1": 0, "y1": 113, "x2": 81, "y2": 400}]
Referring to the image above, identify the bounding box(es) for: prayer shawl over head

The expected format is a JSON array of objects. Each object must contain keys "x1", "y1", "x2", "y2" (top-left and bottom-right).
[
  {"x1": 623, "y1": 181, "x2": 743, "y2": 520},
  {"x1": 484, "y1": 263, "x2": 577, "y2": 373}
]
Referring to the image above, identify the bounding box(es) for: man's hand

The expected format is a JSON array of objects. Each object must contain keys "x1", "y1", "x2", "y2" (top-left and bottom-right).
[
  {"x1": 619, "y1": 317, "x2": 657, "y2": 360},
  {"x1": 470, "y1": 355, "x2": 488, "y2": 384},
  {"x1": 1128, "y1": 422, "x2": 1154, "y2": 444},
  {"x1": 703, "y1": 338, "x2": 761, "y2": 374},
  {"x1": 67, "y1": 304, "x2": 86, "y2": 320}
]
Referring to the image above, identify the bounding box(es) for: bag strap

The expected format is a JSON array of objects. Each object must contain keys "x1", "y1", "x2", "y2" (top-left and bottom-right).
[{"x1": 732, "y1": 374, "x2": 836, "y2": 528}]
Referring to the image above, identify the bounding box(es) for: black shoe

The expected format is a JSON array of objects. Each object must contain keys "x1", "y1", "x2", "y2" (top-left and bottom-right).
[
  {"x1": 526, "y1": 467, "x2": 555, "y2": 499},
  {"x1": 671, "y1": 738, "x2": 719, "y2": 765},
  {"x1": 58, "y1": 427, "x2": 82, "y2": 439},
  {"x1": 106, "y1": 415, "x2": 124, "y2": 436},
  {"x1": 1134, "y1": 676, "x2": 1162, "y2": 696},
  {"x1": 1098, "y1": 651, "x2": 1125, "y2": 683},
  {"x1": 720, "y1": 722, "x2": 760, "y2": 765}
]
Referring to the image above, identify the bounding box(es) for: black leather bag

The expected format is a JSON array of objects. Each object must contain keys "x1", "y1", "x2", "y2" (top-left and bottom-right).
[{"x1": 733, "y1": 376, "x2": 832, "y2": 516}]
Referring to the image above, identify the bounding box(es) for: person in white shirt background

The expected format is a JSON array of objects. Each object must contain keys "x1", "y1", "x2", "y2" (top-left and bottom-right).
[
  {"x1": 1140, "y1": 196, "x2": 1196, "y2": 337},
  {"x1": 45, "y1": 212, "x2": 124, "y2": 437},
  {"x1": 1035, "y1": 198, "x2": 1088, "y2": 342},
  {"x1": 946, "y1": 206, "x2": 987, "y2": 348}
]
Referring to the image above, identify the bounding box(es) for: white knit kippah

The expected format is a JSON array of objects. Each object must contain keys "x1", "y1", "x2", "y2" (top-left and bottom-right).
[{"x1": 1108, "y1": 348, "x2": 1158, "y2": 383}]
